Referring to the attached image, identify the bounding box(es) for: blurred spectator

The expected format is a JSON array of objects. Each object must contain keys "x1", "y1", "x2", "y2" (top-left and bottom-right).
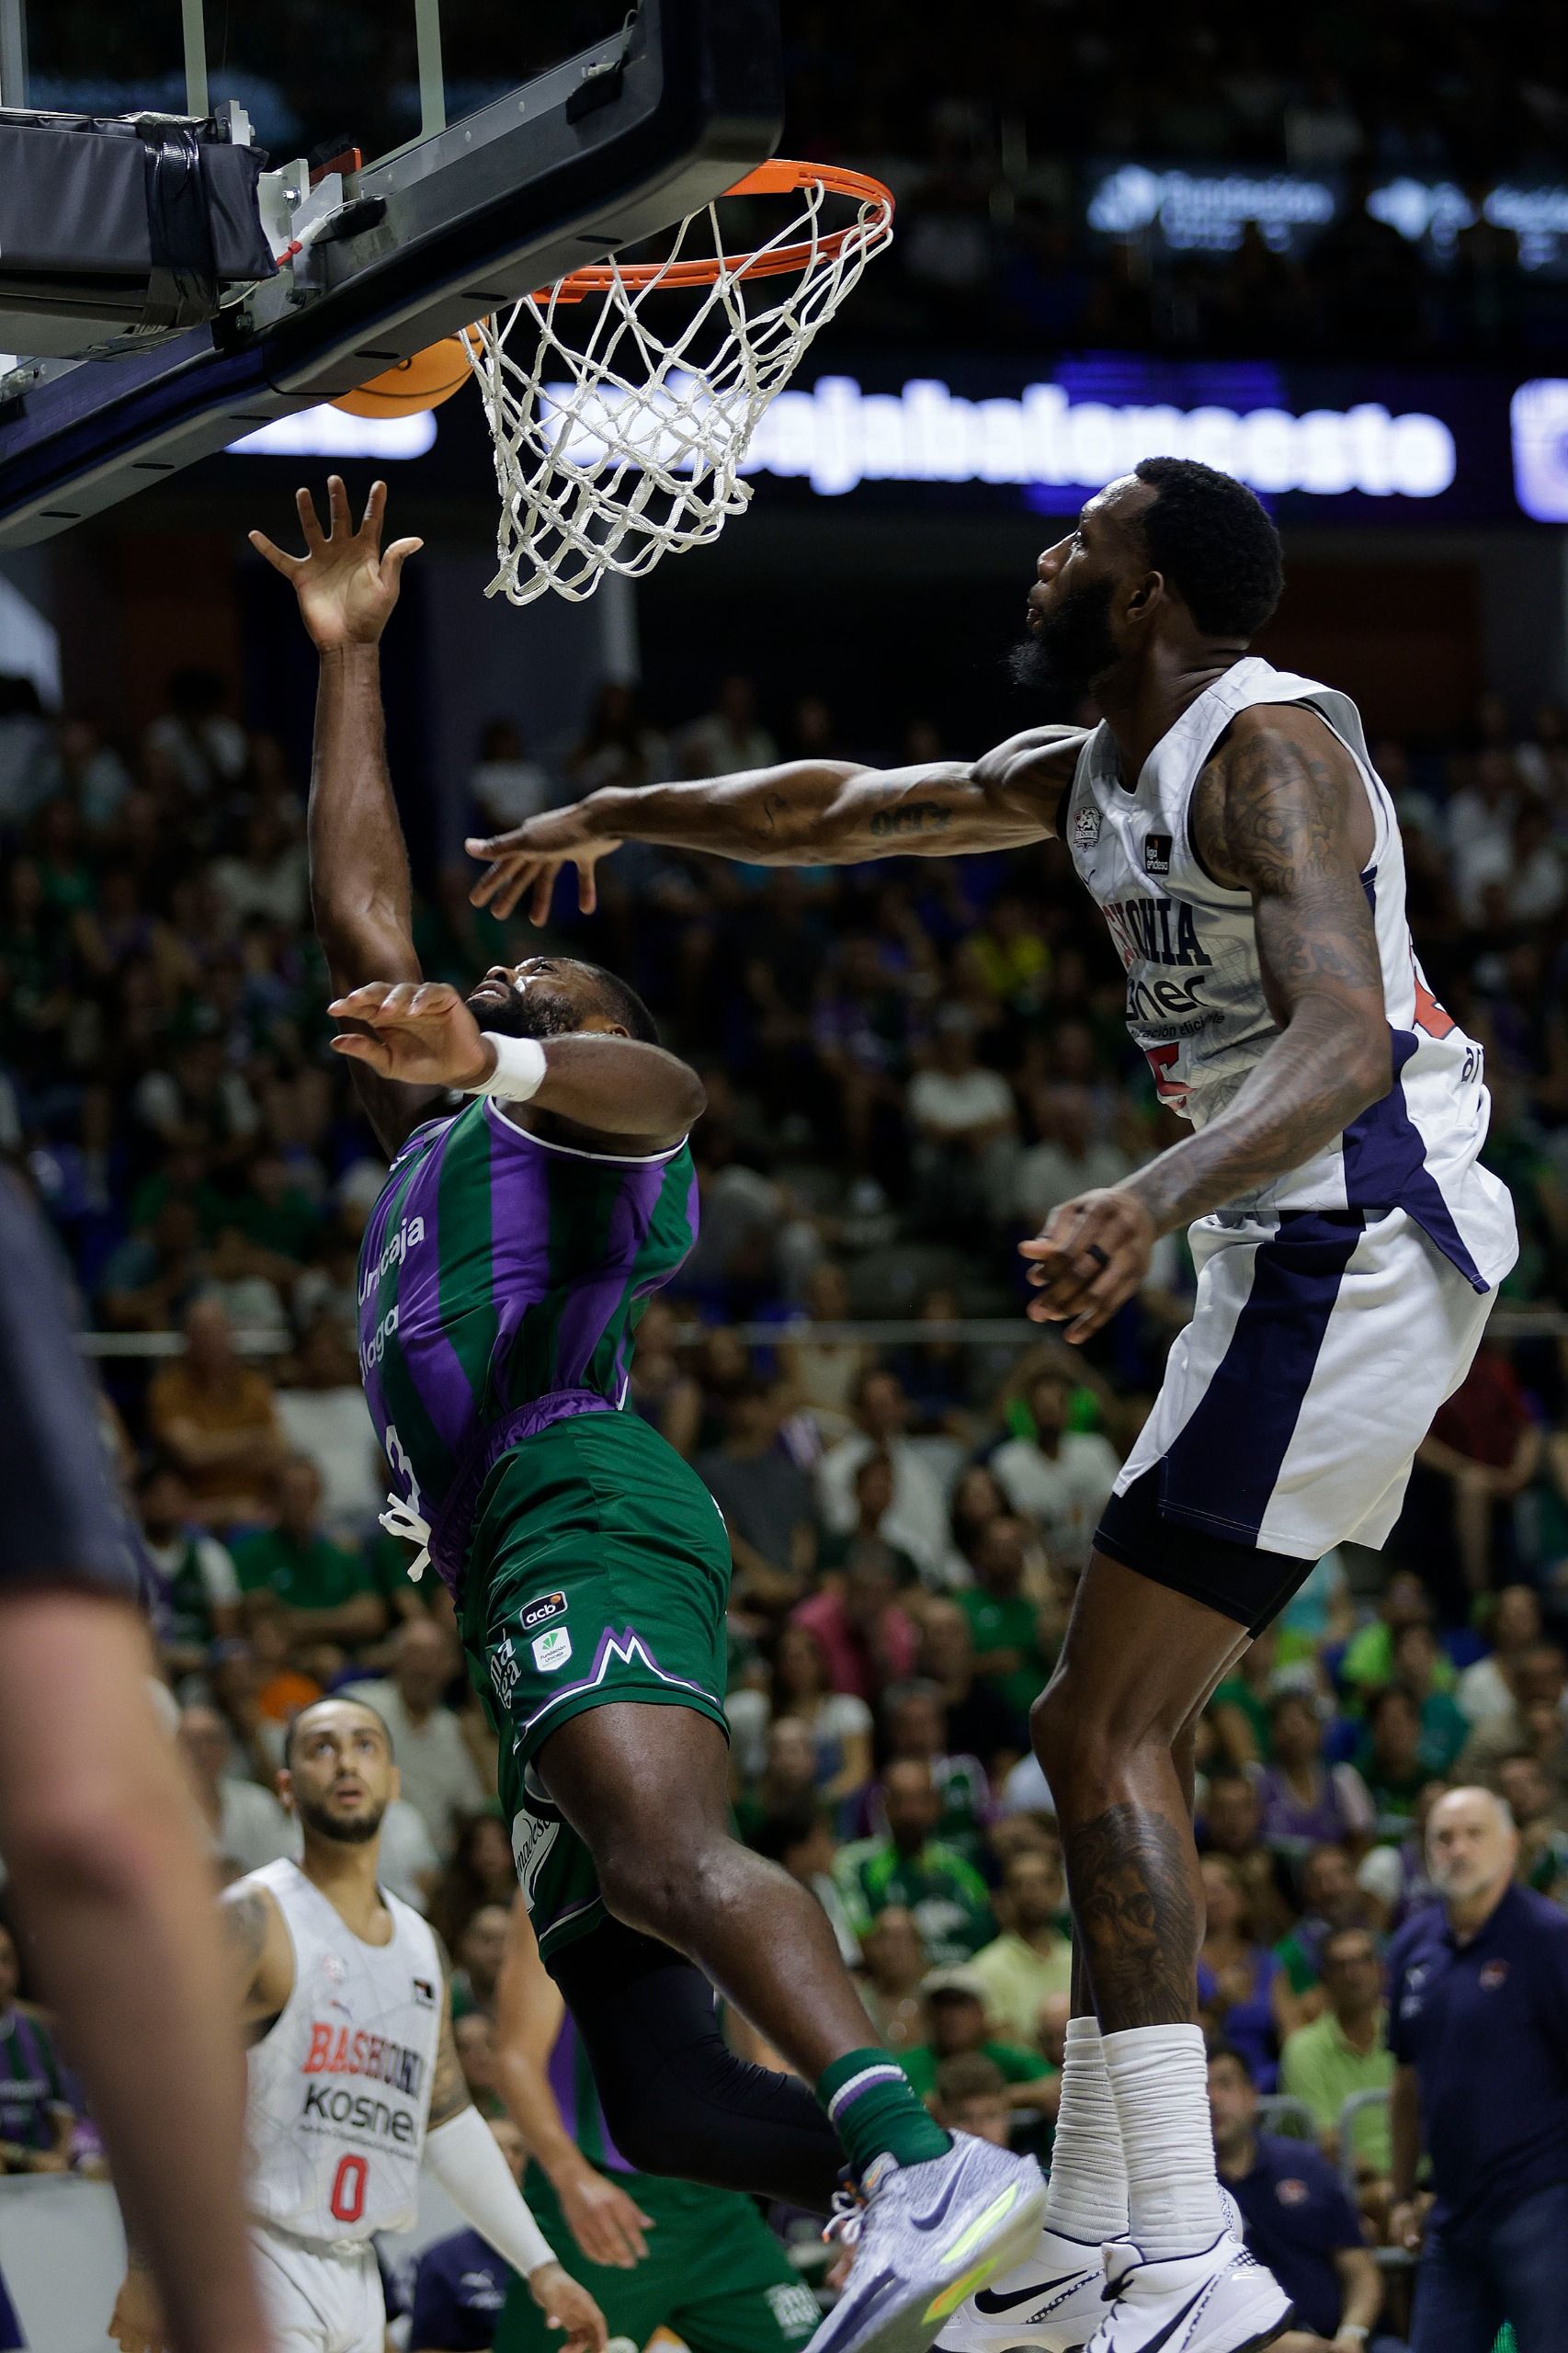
[
  {"x1": 856, "y1": 1906, "x2": 929, "y2": 2054},
  {"x1": 820, "y1": 1453, "x2": 922, "y2": 1587},
  {"x1": 135, "y1": 1461, "x2": 243, "y2": 1677},
  {"x1": 449, "y1": 1904, "x2": 511, "y2": 2022},
  {"x1": 898, "y1": 1969, "x2": 1057, "y2": 2110},
  {"x1": 870, "y1": 1681, "x2": 989, "y2": 1861},
  {"x1": 725, "y1": 1621, "x2": 874, "y2": 1803},
  {"x1": 1392, "y1": 1622, "x2": 1471, "y2": 1776},
  {"x1": 695, "y1": 1374, "x2": 819, "y2": 1616},
  {"x1": 344, "y1": 1620, "x2": 488, "y2": 1861},
  {"x1": 749, "y1": 1801, "x2": 861, "y2": 1966},
  {"x1": 1457, "y1": 1586, "x2": 1545, "y2": 1727},
  {"x1": 1279, "y1": 1926, "x2": 1395, "y2": 2176},
  {"x1": 835, "y1": 1759, "x2": 995, "y2": 1964},
  {"x1": 919, "y1": 1597, "x2": 1026, "y2": 1768},
  {"x1": 625, "y1": 1296, "x2": 702, "y2": 1461},
  {"x1": 1358, "y1": 1688, "x2": 1438, "y2": 1829},
  {"x1": 1276, "y1": 1845, "x2": 1376, "y2": 2022},
  {"x1": 176, "y1": 1701, "x2": 293, "y2": 1879},
  {"x1": 145, "y1": 1296, "x2": 285, "y2": 1524},
  {"x1": 469, "y1": 718, "x2": 553, "y2": 833},
  {"x1": 969, "y1": 1847, "x2": 1074, "y2": 2042},
  {"x1": 1012, "y1": 1084, "x2": 1132, "y2": 1232},
  {"x1": 0, "y1": 1920, "x2": 76, "y2": 2174},
  {"x1": 1415, "y1": 1344, "x2": 1542, "y2": 1597},
  {"x1": 1339, "y1": 1571, "x2": 1438, "y2": 1699},
  {"x1": 780, "y1": 1262, "x2": 876, "y2": 1441},
  {"x1": 1456, "y1": 1644, "x2": 1568, "y2": 1798},
  {"x1": 143, "y1": 666, "x2": 247, "y2": 797},
  {"x1": 988, "y1": 1371, "x2": 1120, "y2": 1569},
  {"x1": 453, "y1": 2011, "x2": 506, "y2": 2120},
  {"x1": 275, "y1": 1316, "x2": 386, "y2": 1537},
  {"x1": 959, "y1": 1515, "x2": 1054, "y2": 1730},
  {"x1": 678, "y1": 676, "x2": 777, "y2": 778},
  {"x1": 907, "y1": 1009, "x2": 1017, "y2": 1230},
  {"x1": 818, "y1": 1369, "x2": 949, "y2": 1581},
  {"x1": 1256, "y1": 1693, "x2": 1376, "y2": 1856},
  {"x1": 1197, "y1": 1855, "x2": 1290, "y2": 2091},
  {"x1": 428, "y1": 1812, "x2": 520, "y2": 1956},
  {"x1": 1208, "y1": 2045, "x2": 1383, "y2": 2350},
  {"x1": 791, "y1": 1547, "x2": 919, "y2": 1705},
  {"x1": 931, "y1": 2052, "x2": 1012, "y2": 2147},
  {"x1": 232, "y1": 1455, "x2": 387, "y2": 1662}
]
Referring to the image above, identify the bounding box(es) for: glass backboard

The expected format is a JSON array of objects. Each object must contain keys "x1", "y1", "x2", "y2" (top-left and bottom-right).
[{"x1": 0, "y1": 0, "x2": 782, "y2": 544}]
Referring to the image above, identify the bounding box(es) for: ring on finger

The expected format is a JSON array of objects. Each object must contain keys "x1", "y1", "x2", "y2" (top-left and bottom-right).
[{"x1": 1084, "y1": 1242, "x2": 1110, "y2": 1270}]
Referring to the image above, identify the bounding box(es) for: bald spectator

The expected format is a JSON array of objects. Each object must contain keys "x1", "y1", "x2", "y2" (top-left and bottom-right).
[
  {"x1": 176, "y1": 1703, "x2": 292, "y2": 1879},
  {"x1": 145, "y1": 1296, "x2": 284, "y2": 1525},
  {"x1": 1390, "y1": 1788, "x2": 1568, "y2": 2350},
  {"x1": 344, "y1": 1620, "x2": 487, "y2": 1860}
]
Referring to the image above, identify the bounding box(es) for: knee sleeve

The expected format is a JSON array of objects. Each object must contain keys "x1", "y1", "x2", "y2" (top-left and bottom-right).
[{"x1": 552, "y1": 1918, "x2": 843, "y2": 2213}]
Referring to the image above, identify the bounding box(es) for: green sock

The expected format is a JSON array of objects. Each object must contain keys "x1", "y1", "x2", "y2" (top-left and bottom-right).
[{"x1": 817, "y1": 2047, "x2": 952, "y2": 2177}]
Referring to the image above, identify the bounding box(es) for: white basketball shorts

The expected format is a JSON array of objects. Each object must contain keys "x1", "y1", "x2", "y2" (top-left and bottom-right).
[
  {"x1": 1099, "y1": 1203, "x2": 1508, "y2": 1627},
  {"x1": 250, "y1": 2223, "x2": 384, "y2": 2353}
]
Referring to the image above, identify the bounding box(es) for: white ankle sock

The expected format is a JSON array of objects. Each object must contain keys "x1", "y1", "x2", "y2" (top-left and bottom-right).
[
  {"x1": 1102, "y1": 2023, "x2": 1224, "y2": 2262},
  {"x1": 1042, "y1": 2016, "x2": 1129, "y2": 2246}
]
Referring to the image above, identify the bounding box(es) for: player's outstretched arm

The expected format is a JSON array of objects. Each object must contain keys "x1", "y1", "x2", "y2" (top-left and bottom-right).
[
  {"x1": 424, "y1": 1946, "x2": 608, "y2": 2353},
  {"x1": 493, "y1": 1900, "x2": 655, "y2": 2270},
  {"x1": 251, "y1": 477, "x2": 438, "y2": 1154},
  {"x1": 329, "y1": 981, "x2": 704, "y2": 1151},
  {"x1": 1021, "y1": 704, "x2": 1392, "y2": 1342},
  {"x1": 465, "y1": 724, "x2": 1089, "y2": 924}
]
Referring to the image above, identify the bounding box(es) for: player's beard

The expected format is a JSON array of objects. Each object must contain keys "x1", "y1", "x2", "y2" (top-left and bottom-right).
[
  {"x1": 294, "y1": 1791, "x2": 387, "y2": 1847},
  {"x1": 1009, "y1": 574, "x2": 1119, "y2": 699},
  {"x1": 463, "y1": 983, "x2": 584, "y2": 1040}
]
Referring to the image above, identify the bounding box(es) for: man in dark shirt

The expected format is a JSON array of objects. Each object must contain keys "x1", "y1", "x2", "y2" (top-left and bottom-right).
[
  {"x1": 1208, "y1": 2045, "x2": 1381, "y2": 2352},
  {"x1": 1389, "y1": 1785, "x2": 1568, "y2": 2351}
]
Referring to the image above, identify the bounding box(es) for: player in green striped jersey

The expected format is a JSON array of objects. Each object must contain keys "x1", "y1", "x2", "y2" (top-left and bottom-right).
[{"x1": 251, "y1": 481, "x2": 1044, "y2": 2353}]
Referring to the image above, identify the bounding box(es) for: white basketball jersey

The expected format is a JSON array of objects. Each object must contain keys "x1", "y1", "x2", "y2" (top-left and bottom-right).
[
  {"x1": 242, "y1": 1858, "x2": 443, "y2": 2243},
  {"x1": 1063, "y1": 655, "x2": 1516, "y2": 1290}
]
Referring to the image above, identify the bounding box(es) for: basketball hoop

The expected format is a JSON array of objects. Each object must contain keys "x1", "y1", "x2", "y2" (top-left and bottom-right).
[{"x1": 466, "y1": 159, "x2": 894, "y2": 606}]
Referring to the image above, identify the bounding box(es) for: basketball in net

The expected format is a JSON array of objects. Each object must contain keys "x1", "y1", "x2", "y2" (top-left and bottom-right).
[{"x1": 465, "y1": 159, "x2": 894, "y2": 606}]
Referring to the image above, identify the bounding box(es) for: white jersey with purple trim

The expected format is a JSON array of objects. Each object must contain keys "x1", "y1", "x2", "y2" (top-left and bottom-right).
[
  {"x1": 1062, "y1": 654, "x2": 1516, "y2": 1291},
  {"x1": 242, "y1": 1859, "x2": 442, "y2": 2244}
]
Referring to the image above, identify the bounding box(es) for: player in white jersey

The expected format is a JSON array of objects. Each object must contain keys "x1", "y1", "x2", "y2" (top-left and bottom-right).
[
  {"x1": 465, "y1": 455, "x2": 1518, "y2": 2353},
  {"x1": 110, "y1": 1695, "x2": 606, "y2": 2353}
]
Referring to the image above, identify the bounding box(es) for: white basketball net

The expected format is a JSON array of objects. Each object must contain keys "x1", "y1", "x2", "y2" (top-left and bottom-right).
[{"x1": 466, "y1": 169, "x2": 893, "y2": 606}]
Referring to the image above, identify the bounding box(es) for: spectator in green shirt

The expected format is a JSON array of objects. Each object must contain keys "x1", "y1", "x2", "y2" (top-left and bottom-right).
[
  {"x1": 1392, "y1": 1621, "x2": 1471, "y2": 1776},
  {"x1": 232, "y1": 1455, "x2": 386, "y2": 1667},
  {"x1": 899, "y1": 1971, "x2": 1057, "y2": 2111},
  {"x1": 1278, "y1": 1927, "x2": 1394, "y2": 2175},
  {"x1": 957, "y1": 1516, "x2": 1051, "y2": 1728},
  {"x1": 835, "y1": 1758, "x2": 995, "y2": 1964},
  {"x1": 1338, "y1": 1569, "x2": 1448, "y2": 1700}
]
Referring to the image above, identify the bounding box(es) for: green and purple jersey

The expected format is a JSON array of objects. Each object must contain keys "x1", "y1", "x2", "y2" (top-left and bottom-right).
[{"x1": 358, "y1": 1097, "x2": 698, "y2": 1591}]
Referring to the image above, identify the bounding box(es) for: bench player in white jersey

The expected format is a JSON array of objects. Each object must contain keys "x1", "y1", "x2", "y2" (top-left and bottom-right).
[
  {"x1": 464, "y1": 455, "x2": 1517, "y2": 2353},
  {"x1": 110, "y1": 1695, "x2": 605, "y2": 2353}
]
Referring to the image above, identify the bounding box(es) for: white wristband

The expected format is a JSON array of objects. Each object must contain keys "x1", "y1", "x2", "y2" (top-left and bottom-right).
[
  {"x1": 467, "y1": 1032, "x2": 548, "y2": 1102},
  {"x1": 423, "y1": 2105, "x2": 555, "y2": 2276}
]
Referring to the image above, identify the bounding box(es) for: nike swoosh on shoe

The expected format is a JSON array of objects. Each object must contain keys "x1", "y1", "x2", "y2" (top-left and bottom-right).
[
  {"x1": 1121, "y1": 2286, "x2": 1208, "y2": 2353},
  {"x1": 973, "y1": 2274, "x2": 1092, "y2": 2314}
]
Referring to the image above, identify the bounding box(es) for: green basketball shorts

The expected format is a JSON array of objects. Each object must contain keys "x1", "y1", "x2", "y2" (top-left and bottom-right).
[
  {"x1": 493, "y1": 2168, "x2": 820, "y2": 2353},
  {"x1": 459, "y1": 1408, "x2": 733, "y2": 1964}
]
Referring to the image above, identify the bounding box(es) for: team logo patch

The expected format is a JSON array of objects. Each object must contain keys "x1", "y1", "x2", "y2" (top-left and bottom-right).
[
  {"x1": 767, "y1": 2280, "x2": 823, "y2": 2337},
  {"x1": 532, "y1": 1626, "x2": 573, "y2": 1673},
  {"x1": 320, "y1": 1950, "x2": 347, "y2": 1985},
  {"x1": 412, "y1": 1976, "x2": 437, "y2": 2007},
  {"x1": 1480, "y1": 1960, "x2": 1509, "y2": 1990},
  {"x1": 1143, "y1": 832, "x2": 1173, "y2": 875},
  {"x1": 1074, "y1": 805, "x2": 1101, "y2": 849},
  {"x1": 1276, "y1": 2178, "x2": 1310, "y2": 2207},
  {"x1": 521, "y1": 1590, "x2": 568, "y2": 1633}
]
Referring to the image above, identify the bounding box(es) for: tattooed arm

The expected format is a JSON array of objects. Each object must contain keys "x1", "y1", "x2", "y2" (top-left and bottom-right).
[
  {"x1": 221, "y1": 1880, "x2": 295, "y2": 2026},
  {"x1": 1022, "y1": 703, "x2": 1391, "y2": 1341},
  {"x1": 427, "y1": 1932, "x2": 475, "y2": 2128},
  {"x1": 465, "y1": 724, "x2": 1089, "y2": 924}
]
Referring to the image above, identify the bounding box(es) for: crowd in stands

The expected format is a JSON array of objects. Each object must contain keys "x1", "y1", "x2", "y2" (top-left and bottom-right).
[{"x1": 1, "y1": 654, "x2": 1566, "y2": 2348}]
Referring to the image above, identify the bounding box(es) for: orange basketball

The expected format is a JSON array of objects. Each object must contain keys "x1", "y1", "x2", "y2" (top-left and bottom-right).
[{"x1": 331, "y1": 331, "x2": 479, "y2": 418}]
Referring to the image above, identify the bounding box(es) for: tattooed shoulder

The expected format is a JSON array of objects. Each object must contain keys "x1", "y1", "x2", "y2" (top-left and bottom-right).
[{"x1": 1194, "y1": 704, "x2": 1369, "y2": 896}]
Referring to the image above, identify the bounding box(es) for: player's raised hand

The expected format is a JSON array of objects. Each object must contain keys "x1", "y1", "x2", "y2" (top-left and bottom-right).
[
  {"x1": 528, "y1": 2260, "x2": 608, "y2": 2353},
  {"x1": 327, "y1": 981, "x2": 493, "y2": 1088},
  {"x1": 1018, "y1": 1185, "x2": 1156, "y2": 1343},
  {"x1": 248, "y1": 476, "x2": 422, "y2": 650},
  {"x1": 466, "y1": 806, "x2": 624, "y2": 926}
]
